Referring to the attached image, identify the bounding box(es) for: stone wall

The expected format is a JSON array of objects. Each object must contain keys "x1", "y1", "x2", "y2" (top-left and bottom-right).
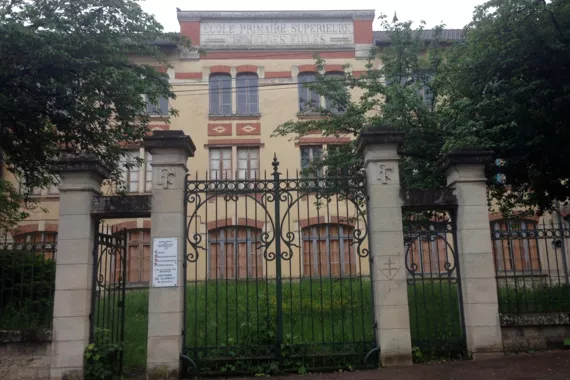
[
  {"x1": 0, "y1": 330, "x2": 51, "y2": 380},
  {"x1": 501, "y1": 312, "x2": 570, "y2": 352}
]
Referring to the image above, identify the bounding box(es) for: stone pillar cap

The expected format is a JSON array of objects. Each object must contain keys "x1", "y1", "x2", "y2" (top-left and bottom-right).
[
  {"x1": 438, "y1": 148, "x2": 494, "y2": 171},
  {"x1": 356, "y1": 126, "x2": 405, "y2": 154},
  {"x1": 55, "y1": 154, "x2": 111, "y2": 179},
  {"x1": 143, "y1": 130, "x2": 196, "y2": 157}
]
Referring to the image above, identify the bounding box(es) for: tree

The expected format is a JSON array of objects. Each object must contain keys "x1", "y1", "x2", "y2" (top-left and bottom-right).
[
  {"x1": 442, "y1": 0, "x2": 570, "y2": 213},
  {"x1": 0, "y1": 0, "x2": 192, "y2": 230},
  {"x1": 273, "y1": 15, "x2": 449, "y2": 191}
]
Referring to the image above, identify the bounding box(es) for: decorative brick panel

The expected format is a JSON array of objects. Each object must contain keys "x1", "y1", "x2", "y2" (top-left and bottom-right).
[
  {"x1": 12, "y1": 223, "x2": 39, "y2": 236},
  {"x1": 180, "y1": 21, "x2": 200, "y2": 45},
  {"x1": 353, "y1": 19, "x2": 373, "y2": 43},
  {"x1": 151, "y1": 66, "x2": 167, "y2": 74},
  {"x1": 236, "y1": 123, "x2": 260, "y2": 136},
  {"x1": 208, "y1": 123, "x2": 232, "y2": 136},
  {"x1": 175, "y1": 72, "x2": 203, "y2": 80}
]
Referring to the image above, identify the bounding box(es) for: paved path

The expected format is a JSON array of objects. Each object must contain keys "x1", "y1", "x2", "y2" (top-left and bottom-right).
[{"x1": 260, "y1": 351, "x2": 570, "y2": 380}]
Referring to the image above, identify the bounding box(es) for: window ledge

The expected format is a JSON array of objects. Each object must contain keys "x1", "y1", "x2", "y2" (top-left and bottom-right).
[
  {"x1": 496, "y1": 272, "x2": 549, "y2": 278},
  {"x1": 209, "y1": 114, "x2": 261, "y2": 121},
  {"x1": 296, "y1": 112, "x2": 326, "y2": 120},
  {"x1": 148, "y1": 114, "x2": 170, "y2": 120}
]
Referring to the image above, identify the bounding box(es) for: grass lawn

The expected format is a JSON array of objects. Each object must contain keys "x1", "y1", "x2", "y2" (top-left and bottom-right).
[{"x1": 122, "y1": 278, "x2": 466, "y2": 371}]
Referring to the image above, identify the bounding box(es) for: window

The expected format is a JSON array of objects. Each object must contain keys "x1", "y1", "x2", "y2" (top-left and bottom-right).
[
  {"x1": 492, "y1": 220, "x2": 540, "y2": 272},
  {"x1": 208, "y1": 227, "x2": 263, "y2": 279},
  {"x1": 298, "y1": 72, "x2": 320, "y2": 112},
  {"x1": 146, "y1": 96, "x2": 169, "y2": 116},
  {"x1": 325, "y1": 72, "x2": 345, "y2": 113},
  {"x1": 124, "y1": 229, "x2": 151, "y2": 283},
  {"x1": 302, "y1": 224, "x2": 356, "y2": 277},
  {"x1": 145, "y1": 152, "x2": 152, "y2": 192},
  {"x1": 210, "y1": 148, "x2": 232, "y2": 180},
  {"x1": 237, "y1": 148, "x2": 259, "y2": 180},
  {"x1": 13, "y1": 232, "x2": 57, "y2": 260},
  {"x1": 120, "y1": 151, "x2": 139, "y2": 193},
  {"x1": 209, "y1": 74, "x2": 232, "y2": 115},
  {"x1": 300, "y1": 145, "x2": 323, "y2": 177},
  {"x1": 18, "y1": 179, "x2": 42, "y2": 196},
  {"x1": 237, "y1": 73, "x2": 259, "y2": 114},
  {"x1": 406, "y1": 234, "x2": 450, "y2": 274}
]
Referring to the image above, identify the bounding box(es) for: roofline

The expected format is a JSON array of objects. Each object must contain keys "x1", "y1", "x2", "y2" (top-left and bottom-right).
[{"x1": 177, "y1": 10, "x2": 376, "y2": 21}]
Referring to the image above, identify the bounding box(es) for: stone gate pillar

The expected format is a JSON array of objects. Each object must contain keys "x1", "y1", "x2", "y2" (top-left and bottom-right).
[
  {"x1": 356, "y1": 127, "x2": 412, "y2": 366},
  {"x1": 143, "y1": 131, "x2": 195, "y2": 378},
  {"x1": 441, "y1": 148, "x2": 503, "y2": 357},
  {"x1": 50, "y1": 155, "x2": 110, "y2": 380}
]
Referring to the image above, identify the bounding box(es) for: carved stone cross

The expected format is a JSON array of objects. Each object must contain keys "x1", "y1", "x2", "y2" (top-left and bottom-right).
[
  {"x1": 378, "y1": 164, "x2": 393, "y2": 184},
  {"x1": 158, "y1": 168, "x2": 175, "y2": 189}
]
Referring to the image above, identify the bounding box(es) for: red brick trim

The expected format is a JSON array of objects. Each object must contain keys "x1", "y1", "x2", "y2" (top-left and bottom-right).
[
  {"x1": 113, "y1": 221, "x2": 137, "y2": 230},
  {"x1": 151, "y1": 66, "x2": 167, "y2": 74},
  {"x1": 208, "y1": 123, "x2": 232, "y2": 136},
  {"x1": 299, "y1": 217, "x2": 326, "y2": 229},
  {"x1": 209, "y1": 115, "x2": 261, "y2": 121},
  {"x1": 45, "y1": 223, "x2": 59, "y2": 232},
  {"x1": 180, "y1": 21, "x2": 200, "y2": 45},
  {"x1": 330, "y1": 216, "x2": 356, "y2": 226},
  {"x1": 149, "y1": 124, "x2": 170, "y2": 131},
  {"x1": 298, "y1": 64, "x2": 316, "y2": 73},
  {"x1": 353, "y1": 19, "x2": 373, "y2": 44},
  {"x1": 12, "y1": 223, "x2": 39, "y2": 236},
  {"x1": 236, "y1": 123, "x2": 261, "y2": 136},
  {"x1": 205, "y1": 139, "x2": 264, "y2": 147},
  {"x1": 207, "y1": 218, "x2": 233, "y2": 231},
  {"x1": 236, "y1": 65, "x2": 257, "y2": 74},
  {"x1": 489, "y1": 213, "x2": 540, "y2": 222},
  {"x1": 325, "y1": 64, "x2": 344, "y2": 73},
  {"x1": 237, "y1": 218, "x2": 264, "y2": 230},
  {"x1": 209, "y1": 65, "x2": 232, "y2": 74},
  {"x1": 265, "y1": 71, "x2": 292, "y2": 79},
  {"x1": 175, "y1": 72, "x2": 203, "y2": 80},
  {"x1": 351, "y1": 70, "x2": 367, "y2": 77},
  {"x1": 295, "y1": 137, "x2": 351, "y2": 146},
  {"x1": 202, "y1": 51, "x2": 355, "y2": 60}
]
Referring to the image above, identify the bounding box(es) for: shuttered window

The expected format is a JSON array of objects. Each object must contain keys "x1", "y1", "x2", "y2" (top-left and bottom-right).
[
  {"x1": 302, "y1": 224, "x2": 356, "y2": 277},
  {"x1": 209, "y1": 74, "x2": 232, "y2": 115},
  {"x1": 208, "y1": 227, "x2": 263, "y2": 279}
]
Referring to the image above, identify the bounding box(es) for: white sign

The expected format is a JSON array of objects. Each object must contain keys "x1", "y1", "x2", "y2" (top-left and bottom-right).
[
  {"x1": 201, "y1": 21, "x2": 354, "y2": 47},
  {"x1": 152, "y1": 238, "x2": 178, "y2": 288}
]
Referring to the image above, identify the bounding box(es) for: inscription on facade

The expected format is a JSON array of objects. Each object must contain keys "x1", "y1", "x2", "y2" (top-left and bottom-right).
[{"x1": 201, "y1": 21, "x2": 354, "y2": 47}]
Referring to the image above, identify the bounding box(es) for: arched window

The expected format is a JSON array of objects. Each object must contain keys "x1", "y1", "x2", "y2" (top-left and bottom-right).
[
  {"x1": 209, "y1": 73, "x2": 232, "y2": 115},
  {"x1": 124, "y1": 229, "x2": 151, "y2": 283},
  {"x1": 491, "y1": 220, "x2": 540, "y2": 272},
  {"x1": 236, "y1": 73, "x2": 259, "y2": 114},
  {"x1": 298, "y1": 72, "x2": 320, "y2": 112},
  {"x1": 324, "y1": 71, "x2": 345, "y2": 113},
  {"x1": 208, "y1": 227, "x2": 263, "y2": 279},
  {"x1": 302, "y1": 224, "x2": 356, "y2": 277}
]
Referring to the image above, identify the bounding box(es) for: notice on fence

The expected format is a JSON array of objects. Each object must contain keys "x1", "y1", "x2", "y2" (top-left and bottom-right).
[{"x1": 152, "y1": 237, "x2": 178, "y2": 287}]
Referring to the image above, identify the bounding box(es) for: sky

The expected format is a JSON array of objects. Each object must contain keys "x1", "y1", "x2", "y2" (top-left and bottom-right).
[{"x1": 140, "y1": 0, "x2": 488, "y2": 32}]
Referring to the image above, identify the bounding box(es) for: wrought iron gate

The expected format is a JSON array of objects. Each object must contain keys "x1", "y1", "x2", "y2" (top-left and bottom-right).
[
  {"x1": 183, "y1": 156, "x2": 376, "y2": 376},
  {"x1": 403, "y1": 210, "x2": 467, "y2": 361},
  {"x1": 89, "y1": 222, "x2": 128, "y2": 376}
]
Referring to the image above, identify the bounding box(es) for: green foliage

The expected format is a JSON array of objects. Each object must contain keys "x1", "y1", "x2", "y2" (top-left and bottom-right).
[
  {"x1": 0, "y1": 179, "x2": 28, "y2": 231},
  {"x1": 498, "y1": 283, "x2": 570, "y2": 314},
  {"x1": 443, "y1": 0, "x2": 570, "y2": 213},
  {"x1": 0, "y1": 249, "x2": 56, "y2": 329},
  {"x1": 85, "y1": 329, "x2": 124, "y2": 380},
  {"x1": 273, "y1": 15, "x2": 450, "y2": 192},
  {"x1": 0, "y1": 0, "x2": 195, "y2": 226}
]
